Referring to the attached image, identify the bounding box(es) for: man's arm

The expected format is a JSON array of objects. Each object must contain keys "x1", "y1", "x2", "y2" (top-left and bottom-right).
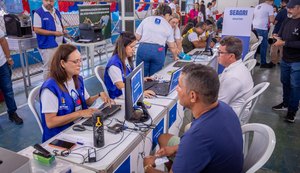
[
  {"x1": 192, "y1": 40, "x2": 206, "y2": 48},
  {"x1": 269, "y1": 15, "x2": 275, "y2": 24},
  {"x1": 33, "y1": 27, "x2": 63, "y2": 36},
  {"x1": 0, "y1": 37, "x2": 11, "y2": 59}
]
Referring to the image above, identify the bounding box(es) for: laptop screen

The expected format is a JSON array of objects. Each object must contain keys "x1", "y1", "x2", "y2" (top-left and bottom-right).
[
  {"x1": 169, "y1": 68, "x2": 182, "y2": 94},
  {"x1": 205, "y1": 32, "x2": 214, "y2": 51}
]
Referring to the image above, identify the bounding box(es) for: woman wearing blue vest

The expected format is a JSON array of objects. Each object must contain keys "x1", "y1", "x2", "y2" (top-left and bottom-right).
[
  {"x1": 40, "y1": 44, "x2": 113, "y2": 142},
  {"x1": 104, "y1": 32, "x2": 155, "y2": 99},
  {"x1": 135, "y1": 4, "x2": 178, "y2": 76}
]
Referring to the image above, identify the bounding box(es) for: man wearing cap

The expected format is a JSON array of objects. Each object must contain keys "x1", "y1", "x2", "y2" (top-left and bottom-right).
[{"x1": 272, "y1": 0, "x2": 300, "y2": 123}]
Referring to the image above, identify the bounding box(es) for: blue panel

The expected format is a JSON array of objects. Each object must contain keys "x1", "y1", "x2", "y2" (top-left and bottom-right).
[
  {"x1": 168, "y1": 103, "x2": 177, "y2": 129},
  {"x1": 115, "y1": 156, "x2": 130, "y2": 173},
  {"x1": 152, "y1": 118, "x2": 164, "y2": 150}
]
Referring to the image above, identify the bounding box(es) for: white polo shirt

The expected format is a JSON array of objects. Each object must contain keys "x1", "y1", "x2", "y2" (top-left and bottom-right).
[
  {"x1": 0, "y1": 30, "x2": 7, "y2": 67},
  {"x1": 252, "y1": 3, "x2": 274, "y2": 30},
  {"x1": 169, "y1": 2, "x2": 176, "y2": 12},
  {"x1": 218, "y1": 59, "x2": 254, "y2": 115},
  {"x1": 136, "y1": 16, "x2": 174, "y2": 46}
]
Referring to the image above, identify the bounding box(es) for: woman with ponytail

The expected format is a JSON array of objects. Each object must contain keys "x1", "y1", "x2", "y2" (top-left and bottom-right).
[{"x1": 104, "y1": 31, "x2": 156, "y2": 99}]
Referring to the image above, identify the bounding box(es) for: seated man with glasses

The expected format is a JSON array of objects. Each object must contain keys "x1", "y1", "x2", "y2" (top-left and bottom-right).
[
  {"x1": 218, "y1": 36, "x2": 254, "y2": 116},
  {"x1": 181, "y1": 36, "x2": 254, "y2": 135},
  {"x1": 40, "y1": 44, "x2": 114, "y2": 142},
  {"x1": 182, "y1": 22, "x2": 207, "y2": 53}
]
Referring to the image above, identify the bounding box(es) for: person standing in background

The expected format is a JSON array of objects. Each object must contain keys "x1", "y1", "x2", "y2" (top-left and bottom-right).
[
  {"x1": 0, "y1": 29, "x2": 23, "y2": 125},
  {"x1": 269, "y1": 0, "x2": 289, "y2": 67},
  {"x1": 168, "y1": 0, "x2": 177, "y2": 14},
  {"x1": 252, "y1": 0, "x2": 275, "y2": 68},
  {"x1": 272, "y1": 0, "x2": 300, "y2": 123},
  {"x1": 135, "y1": 4, "x2": 177, "y2": 76},
  {"x1": 211, "y1": 0, "x2": 219, "y2": 21},
  {"x1": 33, "y1": 0, "x2": 66, "y2": 80}
]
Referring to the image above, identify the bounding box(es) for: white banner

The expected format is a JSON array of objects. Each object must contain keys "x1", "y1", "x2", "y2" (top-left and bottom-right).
[{"x1": 222, "y1": 7, "x2": 254, "y2": 37}]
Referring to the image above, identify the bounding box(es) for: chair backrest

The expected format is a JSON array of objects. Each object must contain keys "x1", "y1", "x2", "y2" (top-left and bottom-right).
[
  {"x1": 244, "y1": 59, "x2": 257, "y2": 72},
  {"x1": 238, "y1": 82, "x2": 270, "y2": 125},
  {"x1": 250, "y1": 42, "x2": 260, "y2": 52},
  {"x1": 94, "y1": 65, "x2": 108, "y2": 94},
  {"x1": 243, "y1": 50, "x2": 256, "y2": 62},
  {"x1": 28, "y1": 85, "x2": 43, "y2": 133},
  {"x1": 242, "y1": 123, "x2": 276, "y2": 173}
]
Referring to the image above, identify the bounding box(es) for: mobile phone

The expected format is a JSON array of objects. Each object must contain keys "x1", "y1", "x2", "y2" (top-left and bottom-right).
[
  {"x1": 107, "y1": 123, "x2": 124, "y2": 134},
  {"x1": 48, "y1": 139, "x2": 76, "y2": 150}
]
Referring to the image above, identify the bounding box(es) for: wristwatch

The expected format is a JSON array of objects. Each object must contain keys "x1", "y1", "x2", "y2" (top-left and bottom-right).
[{"x1": 7, "y1": 57, "x2": 12, "y2": 61}]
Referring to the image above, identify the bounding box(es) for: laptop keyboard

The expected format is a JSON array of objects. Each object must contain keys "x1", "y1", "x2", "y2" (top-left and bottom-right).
[
  {"x1": 82, "y1": 104, "x2": 121, "y2": 126},
  {"x1": 144, "y1": 80, "x2": 159, "y2": 90},
  {"x1": 149, "y1": 82, "x2": 170, "y2": 96},
  {"x1": 173, "y1": 61, "x2": 191, "y2": 68}
]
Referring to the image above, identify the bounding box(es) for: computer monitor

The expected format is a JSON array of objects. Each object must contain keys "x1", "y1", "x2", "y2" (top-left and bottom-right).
[
  {"x1": 125, "y1": 62, "x2": 150, "y2": 122},
  {"x1": 169, "y1": 68, "x2": 182, "y2": 93}
]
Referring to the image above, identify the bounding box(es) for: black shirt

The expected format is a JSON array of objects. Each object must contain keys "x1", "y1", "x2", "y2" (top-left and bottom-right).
[
  {"x1": 273, "y1": 8, "x2": 287, "y2": 34},
  {"x1": 278, "y1": 18, "x2": 300, "y2": 62}
]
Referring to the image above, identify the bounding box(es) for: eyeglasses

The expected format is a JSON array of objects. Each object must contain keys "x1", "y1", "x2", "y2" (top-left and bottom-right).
[
  {"x1": 217, "y1": 51, "x2": 232, "y2": 56},
  {"x1": 68, "y1": 59, "x2": 82, "y2": 64}
]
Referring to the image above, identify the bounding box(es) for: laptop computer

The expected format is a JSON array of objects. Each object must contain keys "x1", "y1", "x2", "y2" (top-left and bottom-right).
[
  {"x1": 145, "y1": 68, "x2": 181, "y2": 96},
  {"x1": 173, "y1": 61, "x2": 192, "y2": 68}
]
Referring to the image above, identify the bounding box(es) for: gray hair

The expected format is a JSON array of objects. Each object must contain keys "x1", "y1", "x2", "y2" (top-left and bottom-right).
[
  {"x1": 181, "y1": 63, "x2": 219, "y2": 104},
  {"x1": 219, "y1": 36, "x2": 243, "y2": 60}
]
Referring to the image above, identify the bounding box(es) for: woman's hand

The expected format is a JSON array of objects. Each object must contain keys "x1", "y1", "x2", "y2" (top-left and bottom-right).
[
  {"x1": 79, "y1": 108, "x2": 98, "y2": 118},
  {"x1": 144, "y1": 90, "x2": 156, "y2": 98},
  {"x1": 100, "y1": 92, "x2": 115, "y2": 107}
]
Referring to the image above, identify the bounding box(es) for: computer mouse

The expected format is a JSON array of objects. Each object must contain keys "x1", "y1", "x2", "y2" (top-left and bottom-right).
[{"x1": 72, "y1": 124, "x2": 86, "y2": 132}]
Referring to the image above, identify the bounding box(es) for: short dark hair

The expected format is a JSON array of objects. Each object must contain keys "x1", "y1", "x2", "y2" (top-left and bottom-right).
[
  {"x1": 181, "y1": 63, "x2": 219, "y2": 104},
  {"x1": 195, "y1": 21, "x2": 206, "y2": 29},
  {"x1": 207, "y1": 2, "x2": 212, "y2": 7},
  {"x1": 155, "y1": 4, "x2": 172, "y2": 16},
  {"x1": 220, "y1": 36, "x2": 243, "y2": 60},
  {"x1": 282, "y1": 0, "x2": 289, "y2": 4},
  {"x1": 205, "y1": 19, "x2": 213, "y2": 26}
]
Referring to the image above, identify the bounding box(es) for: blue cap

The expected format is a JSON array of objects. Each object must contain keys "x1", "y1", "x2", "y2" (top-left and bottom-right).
[{"x1": 287, "y1": 0, "x2": 300, "y2": 8}]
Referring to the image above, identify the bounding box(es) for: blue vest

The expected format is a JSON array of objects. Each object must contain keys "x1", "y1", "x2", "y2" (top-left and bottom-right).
[
  {"x1": 35, "y1": 7, "x2": 62, "y2": 49},
  {"x1": 39, "y1": 77, "x2": 88, "y2": 142},
  {"x1": 104, "y1": 54, "x2": 132, "y2": 99}
]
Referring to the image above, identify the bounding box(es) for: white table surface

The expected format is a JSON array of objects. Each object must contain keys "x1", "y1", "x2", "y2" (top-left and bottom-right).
[{"x1": 41, "y1": 99, "x2": 167, "y2": 172}]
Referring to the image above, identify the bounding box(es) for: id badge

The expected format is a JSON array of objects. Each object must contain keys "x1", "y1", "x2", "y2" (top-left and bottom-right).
[{"x1": 155, "y1": 18, "x2": 161, "y2": 25}]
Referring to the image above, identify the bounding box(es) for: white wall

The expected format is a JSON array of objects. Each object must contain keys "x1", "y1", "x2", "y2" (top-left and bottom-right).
[{"x1": 201, "y1": 0, "x2": 260, "y2": 13}]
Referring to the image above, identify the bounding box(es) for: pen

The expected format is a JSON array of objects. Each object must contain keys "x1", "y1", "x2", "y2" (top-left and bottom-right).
[{"x1": 76, "y1": 141, "x2": 84, "y2": 145}]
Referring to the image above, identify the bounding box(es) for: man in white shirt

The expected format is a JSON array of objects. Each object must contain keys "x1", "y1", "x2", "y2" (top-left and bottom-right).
[
  {"x1": 211, "y1": 0, "x2": 219, "y2": 21},
  {"x1": 206, "y1": 2, "x2": 213, "y2": 21},
  {"x1": 180, "y1": 36, "x2": 253, "y2": 134},
  {"x1": 0, "y1": 29, "x2": 23, "y2": 125},
  {"x1": 218, "y1": 36, "x2": 254, "y2": 117},
  {"x1": 33, "y1": 0, "x2": 65, "y2": 80},
  {"x1": 252, "y1": 0, "x2": 275, "y2": 68}
]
